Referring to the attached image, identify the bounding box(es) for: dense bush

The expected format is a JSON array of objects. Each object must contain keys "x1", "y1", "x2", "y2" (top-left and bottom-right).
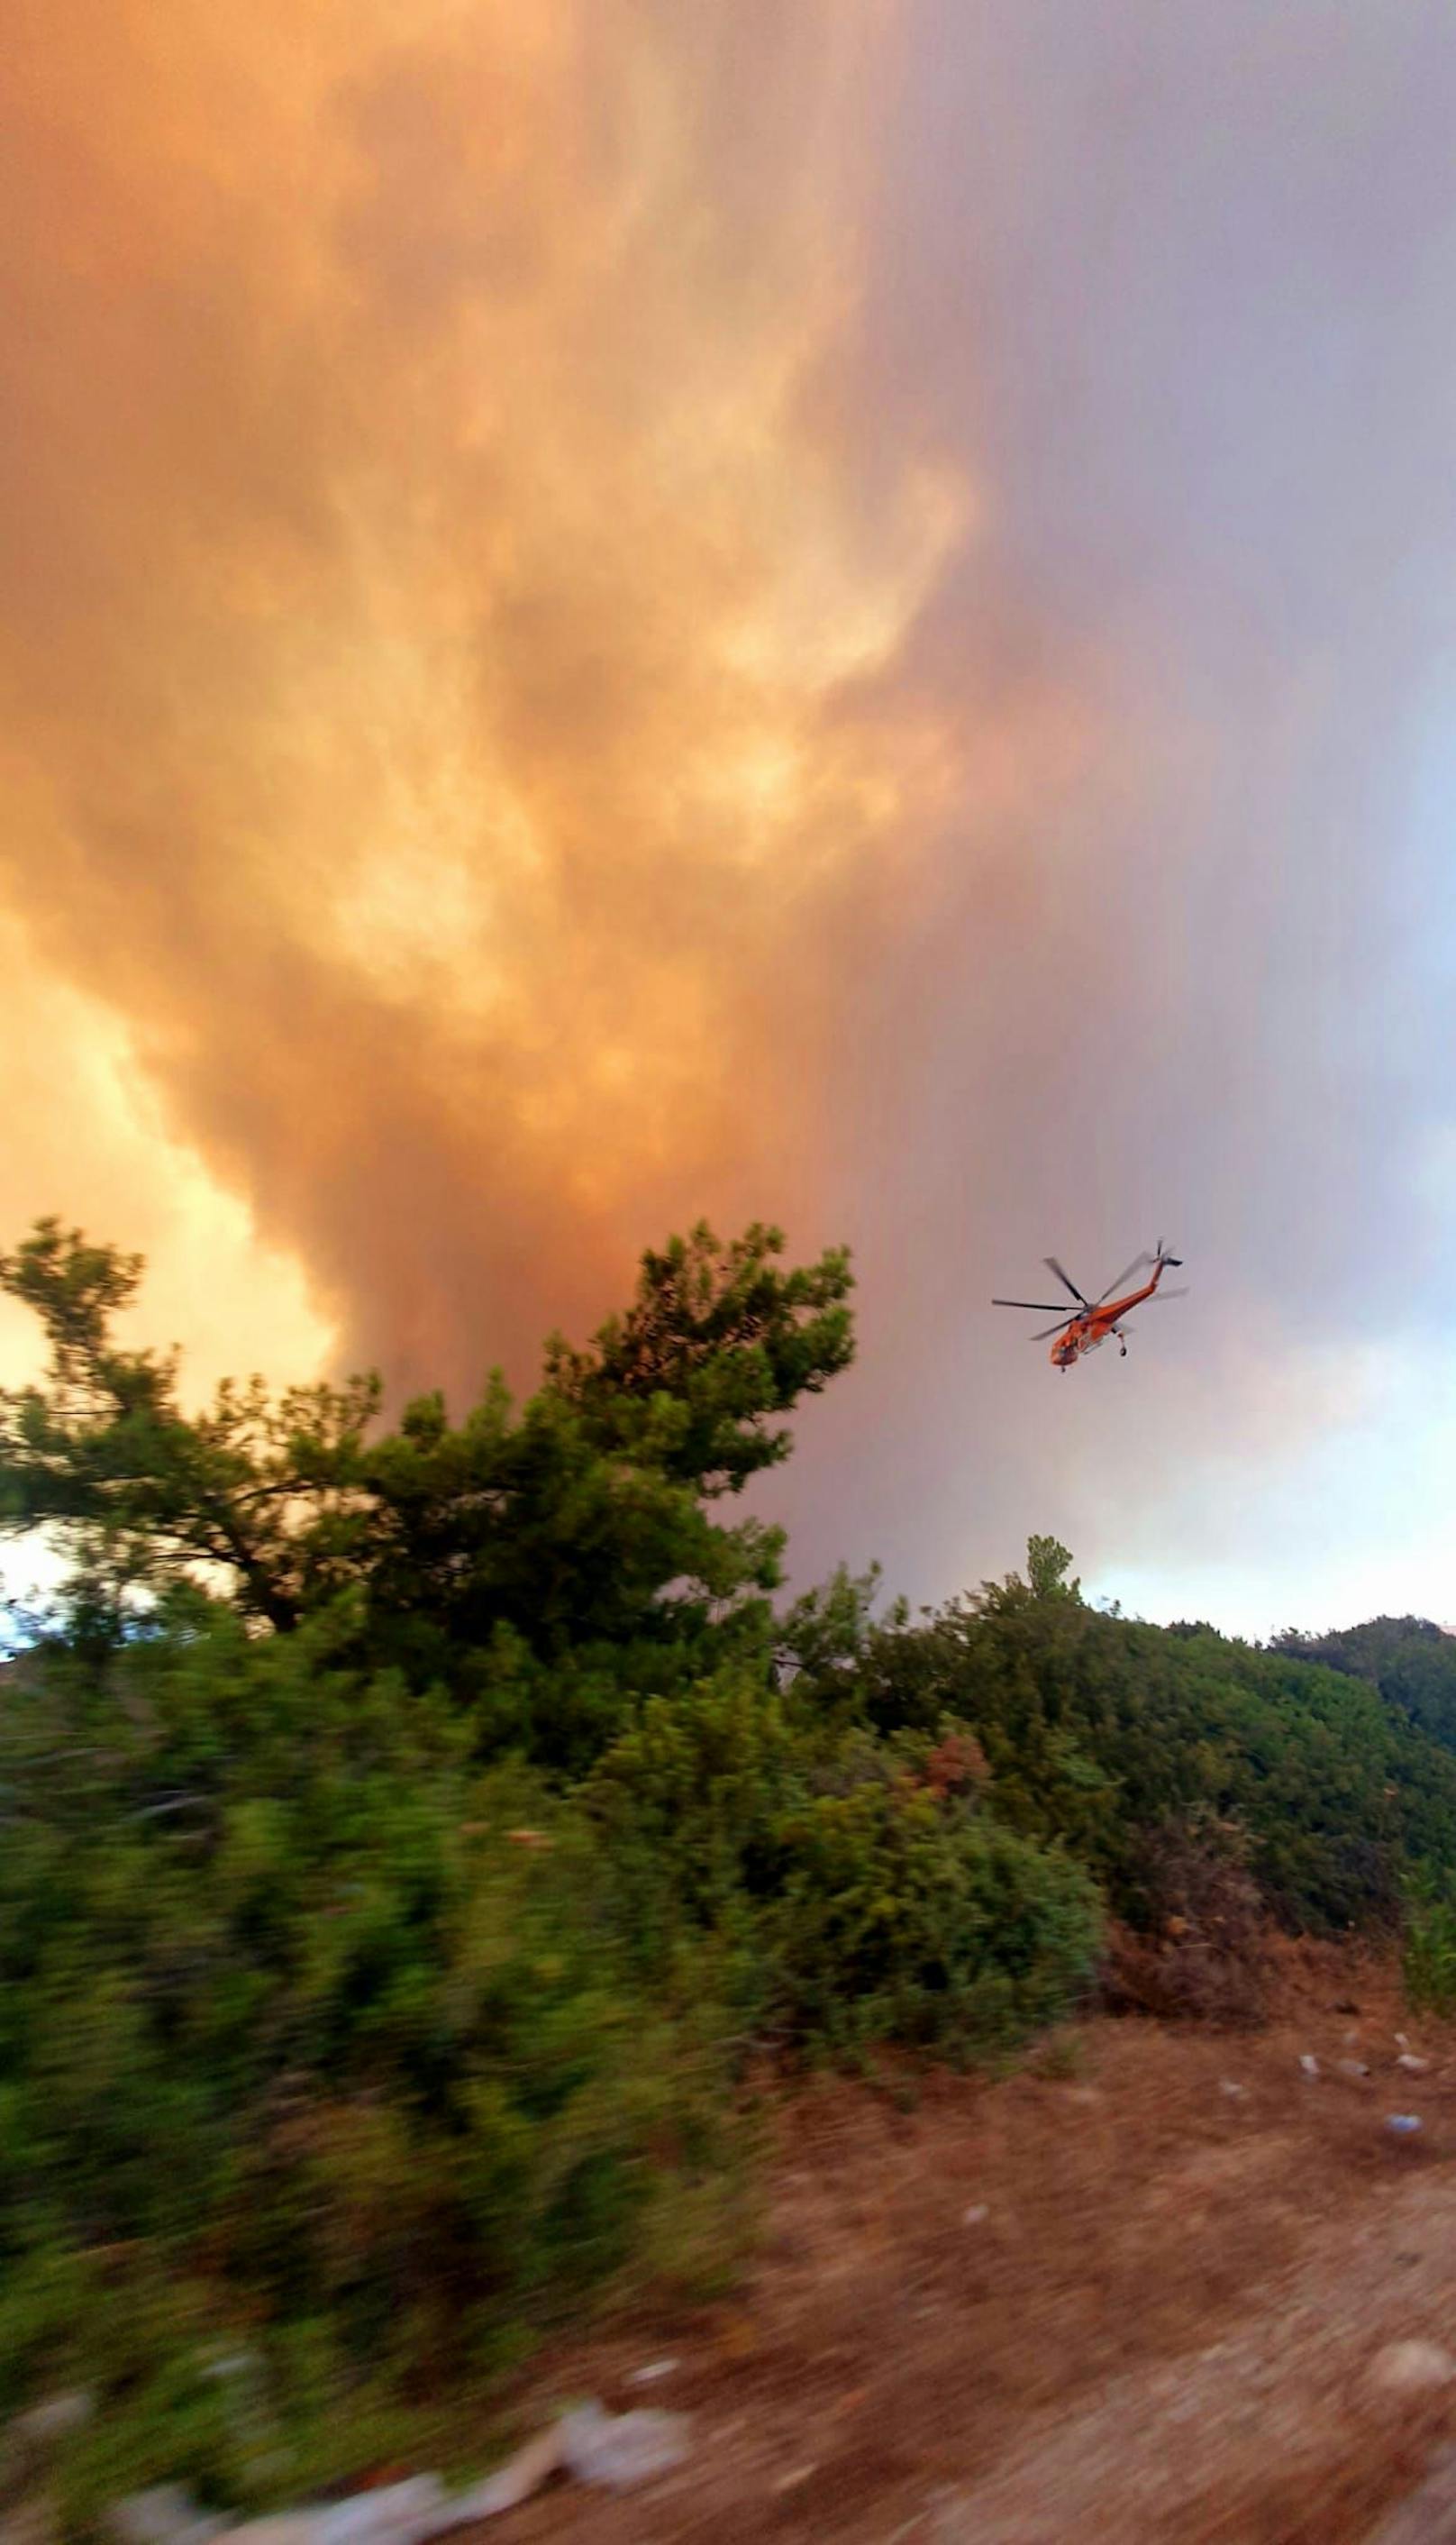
[
  {"x1": 769, "y1": 1768, "x2": 1100, "y2": 2054},
  {"x1": 0, "y1": 1602, "x2": 1097, "y2": 2507},
  {"x1": 587, "y1": 1674, "x2": 1102, "y2": 2054},
  {"x1": 0, "y1": 1604, "x2": 739, "y2": 2503},
  {"x1": 791, "y1": 1547, "x2": 1456, "y2": 1935}
]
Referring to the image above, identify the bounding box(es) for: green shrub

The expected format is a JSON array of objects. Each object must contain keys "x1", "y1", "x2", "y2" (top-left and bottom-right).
[
  {"x1": 816, "y1": 1571, "x2": 1456, "y2": 1935},
  {"x1": 0, "y1": 1608, "x2": 738, "y2": 2502},
  {"x1": 587, "y1": 1675, "x2": 1103, "y2": 2057},
  {"x1": 769, "y1": 1767, "x2": 1102, "y2": 2055},
  {"x1": 1403, "y1": 1868, "x2": 1456, "y2": 2018}
]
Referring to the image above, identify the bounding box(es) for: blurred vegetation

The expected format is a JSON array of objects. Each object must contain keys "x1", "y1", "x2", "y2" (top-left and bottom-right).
[
  {"x1": 4, "y1": 1219, "x2": 1456, "y2": 2513},
  {"x1": 1402, "y1": 1866, "x2": 1456, "y2": 2018}
]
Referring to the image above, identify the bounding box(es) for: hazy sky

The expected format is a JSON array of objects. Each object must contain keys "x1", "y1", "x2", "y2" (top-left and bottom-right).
[{"x1": 4, "y1": 0, "x2": 1455, "y2": 1637}]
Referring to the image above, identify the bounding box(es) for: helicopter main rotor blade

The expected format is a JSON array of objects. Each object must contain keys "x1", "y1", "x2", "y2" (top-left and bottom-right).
[
  {"x1": 1095, "y1": 1252, "x2": 1152, "y2": 1305},
  {"x1": 1044, "y1": 1256, "x2": 1090, "y2": 1306},
  {"x1": 992, "y1": 1298, "x2": 1075, "y2": 1312},
  {"x1": 1032, "y1": 1318, "x2": 1077, "y2": 1340},
  {"x1": 1140, "y1": 1286, "x2": 1189, "y2": 1302}
]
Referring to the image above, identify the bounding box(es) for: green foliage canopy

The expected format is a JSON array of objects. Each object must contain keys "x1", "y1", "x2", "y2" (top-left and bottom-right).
[
  {"x1": 0, "y1": 1218, "x2": 853, "y2": 1733},
  {"x1": 1273, "y1": 1616, "x2": 1456, "y2": 1756},
  {"x1": 787, "y1": 1555, "x2": 1456, "y2": 1935}
]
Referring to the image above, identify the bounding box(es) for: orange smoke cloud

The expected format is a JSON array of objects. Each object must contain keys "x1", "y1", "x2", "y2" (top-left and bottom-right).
[
  {"x1": 21, "y1": 0, "x2": 1438, "y2": 1640},
  {"x1": 0, "y1": 0, "x2": 1057, "y2": 1408}
]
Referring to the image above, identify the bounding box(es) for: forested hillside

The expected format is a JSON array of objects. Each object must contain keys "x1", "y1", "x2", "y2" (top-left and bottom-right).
[{"x1": 1274, "y1": 1615, "x2": 1456, "y2": 1757}]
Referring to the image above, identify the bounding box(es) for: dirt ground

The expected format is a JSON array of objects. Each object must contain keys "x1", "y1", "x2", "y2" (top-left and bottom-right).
[{"x1": 466, "y1": 1942, "x2": 1456, "y2": 2543}]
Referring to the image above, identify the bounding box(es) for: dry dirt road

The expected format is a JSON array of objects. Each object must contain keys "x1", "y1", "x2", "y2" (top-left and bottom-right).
[{"x1": 463, "y1": 1944, "x2": 1456, "y2": 2544}]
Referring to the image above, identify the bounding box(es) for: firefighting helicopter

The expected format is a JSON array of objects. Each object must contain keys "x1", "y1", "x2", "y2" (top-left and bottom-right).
[{"x1": 993, "y1": 1245, "x2": 1187, "y2": 1370}]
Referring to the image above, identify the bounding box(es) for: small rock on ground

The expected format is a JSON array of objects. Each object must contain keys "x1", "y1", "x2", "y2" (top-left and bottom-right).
[
  {"x1": 1367, "y1": 2341, "x2": 1456, "y2": 2396},
  {"x1": 558, "y1": 2404, "x2": 690, "y2": 2494},
  {"x1": 450, "y1": 2430, "x2": 564, "y2": 2521},
  {"x1": 314, "y1": 2478, "x2": 448, "y2": 2545}
]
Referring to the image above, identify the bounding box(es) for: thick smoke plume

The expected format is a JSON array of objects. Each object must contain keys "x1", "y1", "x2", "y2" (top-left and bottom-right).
[{"x1": 4, "y1": 0, "x2": 1455, "y2": 1627}]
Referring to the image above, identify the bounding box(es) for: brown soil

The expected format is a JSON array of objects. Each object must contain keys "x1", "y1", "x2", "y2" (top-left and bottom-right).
[{"x1": 469, "y1": 1942, "x2": 1456, "y2": 2543}]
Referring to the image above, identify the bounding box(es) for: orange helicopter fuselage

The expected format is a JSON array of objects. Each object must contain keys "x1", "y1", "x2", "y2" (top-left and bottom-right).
[{"x1": 1050, "y1": 1263, "x2": 1172, "y2": 1368}]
